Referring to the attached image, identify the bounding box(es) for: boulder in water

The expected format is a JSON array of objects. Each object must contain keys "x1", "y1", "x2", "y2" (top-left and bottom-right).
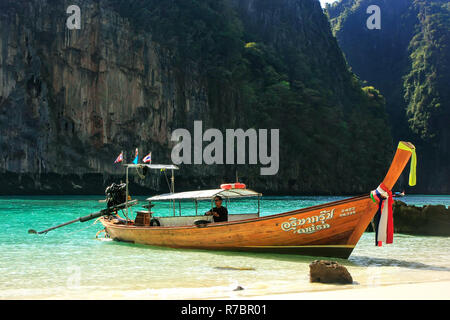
[{"x1": 392, "y1": 201, "x2": 450, "y2": 236}]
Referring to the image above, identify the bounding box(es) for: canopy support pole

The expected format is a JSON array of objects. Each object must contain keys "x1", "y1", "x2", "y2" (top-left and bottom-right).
[
  {"x1": 171, "y1": 169, "x2": 175, "y2": 193},
  {"x1": 257, "y1": 195, "x2": 260, "y2": 217},
  {"x1": 125, "y1": 165, "x2": 129, "y2": 223},
  {"x1": 171, "y1": 169, "x2": 176, "y2": 216}
]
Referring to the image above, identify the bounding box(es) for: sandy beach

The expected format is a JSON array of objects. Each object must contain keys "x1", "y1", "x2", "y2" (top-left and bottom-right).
[
  {"x1": 243, "y1": 280, "x2": 450, "y2": 300},
  {"x1": 2, "y1": 278, "x2": 450, "y2": 300}
]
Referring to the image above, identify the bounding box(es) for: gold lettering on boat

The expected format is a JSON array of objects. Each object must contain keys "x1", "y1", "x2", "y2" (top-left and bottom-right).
[
  {"x1": 339, "y1": 206, "x2": 356, "y2": 217},
  {"x1": 296, "y1": 223, "x2": 331, "y2": 234},
  {"x1": 280, "y1": 208, "x2": 334, "y2": 234}
]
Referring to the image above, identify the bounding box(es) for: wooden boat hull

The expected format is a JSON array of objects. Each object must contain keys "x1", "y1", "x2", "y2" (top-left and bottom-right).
[
  {"x1": 101, "y1": 141, "x2": 415, "y2": 259},
  {"x1": 101, "y1": 195, "x2": 377, "y2": 259}
]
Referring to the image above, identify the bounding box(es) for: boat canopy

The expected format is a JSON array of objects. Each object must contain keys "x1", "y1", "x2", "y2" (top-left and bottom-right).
[
  {"x1": 123, "y1": 164, "x2": 179, "y2": 170},
  {"x1": 147, "y1": 188, "x2": 262, "y2": 201}
]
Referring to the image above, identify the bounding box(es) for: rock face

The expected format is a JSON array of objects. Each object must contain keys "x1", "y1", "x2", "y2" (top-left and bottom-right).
[
  {"x1": 1, "y1": 0, "x2": 193, "y2": 194},
  {"x1": 327, "y1": 0, "x2": 450, "y2": 194},
  {"x1": 392, "y1": 201, "x2": 450, "y2": 236},
  {"x1": 309, "y1": 260, "x2": 353, "y2": 284},
  {"x1": 365, "y1": 200, "x2": 450, "y2": 236},
  {"x1": 0, "y1": 0, "x2": 393, "y2": 195}
]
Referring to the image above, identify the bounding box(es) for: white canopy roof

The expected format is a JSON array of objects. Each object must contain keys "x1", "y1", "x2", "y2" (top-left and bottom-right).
[
  {"x1": 124, "y1": 164, "x2": 179, "y2": 170},
  {"x1": 147, "y1": 188, "x2": 261, "y2": 201}
]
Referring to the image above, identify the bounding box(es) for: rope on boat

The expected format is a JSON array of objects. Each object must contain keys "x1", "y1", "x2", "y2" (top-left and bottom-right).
[
  {"x1": 63, "y1": 217, "x2": 103, "y2": 238},
  {"x1": 370, "y1": 219, "x2": 376, "y2": 232},
  {"x1": 135, "y1": 167, "x2": 146, "y2": 179},
  {"x1": 95, "y1": 228, "x2": 109, "y2": 239},
  {"x1": 163, "y1": 169, "x2": 171, "y2": 192}
]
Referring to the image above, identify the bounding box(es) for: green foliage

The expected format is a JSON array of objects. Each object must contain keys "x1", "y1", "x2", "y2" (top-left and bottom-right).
[
  {"x1": 404, "y1": 0, "x2": 450, "y2": 141},
  {"x1": 111, "y1": 0, "x2": 244, "y2": 76},
  {"x1": 327, "y1": 0, "x2": 450, "y2": 193}
]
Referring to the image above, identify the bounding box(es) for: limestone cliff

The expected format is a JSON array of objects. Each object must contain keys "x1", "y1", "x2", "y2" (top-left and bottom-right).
[
  {"x1": 0, "y1": 0, "x2": 393, "y2": 195},
  {"x1": 0, "y1": 0, "x2": 210, "y2": 193}
]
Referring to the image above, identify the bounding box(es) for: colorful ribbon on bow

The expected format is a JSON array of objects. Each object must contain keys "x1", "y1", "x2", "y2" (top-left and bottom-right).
[
  {"x1": 370, "y1": 183, "x2": 394, "y2": 246},
  {"x1": 398, "y1": 142, "x2": 417, "y2": 186}
]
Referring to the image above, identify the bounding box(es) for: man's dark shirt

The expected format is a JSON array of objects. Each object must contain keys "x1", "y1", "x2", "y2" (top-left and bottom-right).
[{"x1": 209, "y1": 206, "x2": 228, "y2": 222}]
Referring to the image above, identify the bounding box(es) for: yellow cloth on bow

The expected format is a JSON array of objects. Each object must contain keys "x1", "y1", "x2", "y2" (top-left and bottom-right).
[{"x1": 398, "y1": 142, "x2": 417, "y2": 186}]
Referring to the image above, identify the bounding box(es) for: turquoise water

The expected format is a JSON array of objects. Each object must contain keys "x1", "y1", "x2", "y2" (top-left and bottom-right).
[{"x1": 0, "y1": 195, "x2": 449, "y2": 299}]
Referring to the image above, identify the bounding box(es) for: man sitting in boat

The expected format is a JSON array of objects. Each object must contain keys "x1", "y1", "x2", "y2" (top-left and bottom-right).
[{"x1": 205, "y1": 196, "x2": 228, "y2": 222}]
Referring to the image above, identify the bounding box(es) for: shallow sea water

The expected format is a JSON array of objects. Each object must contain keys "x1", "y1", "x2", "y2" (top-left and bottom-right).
[{"x1": 0, "y1": 195, "x2": 449, "y2": 299}]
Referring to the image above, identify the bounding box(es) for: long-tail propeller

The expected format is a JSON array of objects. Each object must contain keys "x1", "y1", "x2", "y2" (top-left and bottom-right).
[{"x1": 28, "y1": 200, "x2": 137, "y2": 235}]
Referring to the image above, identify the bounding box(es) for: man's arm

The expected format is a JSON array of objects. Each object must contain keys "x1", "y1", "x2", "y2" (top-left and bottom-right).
[{"x1": 205, "y1": 209, "x2": 219, "y2": 217}]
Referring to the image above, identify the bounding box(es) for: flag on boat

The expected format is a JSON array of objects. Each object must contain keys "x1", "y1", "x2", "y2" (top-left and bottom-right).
[
  {"x1": 132, "y1": 148, "x2": 139, "y2": 164},
  {"x1": 142, "y1": 152, "x2": 152, "y2": 163},
  {"x1": 114, "y1": 152, "x2": 123, "y2": 164},
  {"x1": 370, "y1": 183, "x2": 394, "y2": 246}
]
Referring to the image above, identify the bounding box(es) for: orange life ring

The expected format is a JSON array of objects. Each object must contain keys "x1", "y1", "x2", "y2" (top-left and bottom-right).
[{"x1": 220, "y1": 183, "x2": 246, "y2": 190}]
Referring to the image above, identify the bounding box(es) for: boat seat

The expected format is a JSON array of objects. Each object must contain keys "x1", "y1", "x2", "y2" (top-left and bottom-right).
[{"x1": 155, "y1": 213, "x2": 259, "y2": 227}]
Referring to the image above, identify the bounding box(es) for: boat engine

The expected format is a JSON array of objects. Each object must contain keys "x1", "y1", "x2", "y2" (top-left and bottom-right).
[{"x1": 105, "y1": 183, "x2": 127, "y2": 208}]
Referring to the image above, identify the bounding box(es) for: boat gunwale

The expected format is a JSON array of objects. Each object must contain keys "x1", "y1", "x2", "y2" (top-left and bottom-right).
[{"x1": 102, "y1": 194, "x2": 371, "y2": 230}]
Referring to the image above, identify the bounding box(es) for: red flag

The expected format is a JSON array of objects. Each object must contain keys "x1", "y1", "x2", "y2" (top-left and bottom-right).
[{"x1": 114, "y1": 152, "x2": 123, "y2": 163}]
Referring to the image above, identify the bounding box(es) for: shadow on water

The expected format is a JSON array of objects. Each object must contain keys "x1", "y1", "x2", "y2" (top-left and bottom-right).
[
  {"x1": 102, "y1": 240, "x2": 450, "y2": 272},
  {"x1": 348, "y1": 256, "x2": 450, "y2": 272},
  {"x1": 205, "y1": 251, "x2": 450, "y2": 273},
  {"x1": 102, "y1": 239, "x2": 346, "y2": 264}
]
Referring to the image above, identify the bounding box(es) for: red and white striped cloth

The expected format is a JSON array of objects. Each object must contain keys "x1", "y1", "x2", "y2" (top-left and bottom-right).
[{"x1": 370, "y1": 183, "x2": 394, "y2": 246}]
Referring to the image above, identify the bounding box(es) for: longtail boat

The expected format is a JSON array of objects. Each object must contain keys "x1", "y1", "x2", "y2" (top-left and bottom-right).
[{"x1": 98, "y1": 141, "x2": 416, "y2": 259}]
